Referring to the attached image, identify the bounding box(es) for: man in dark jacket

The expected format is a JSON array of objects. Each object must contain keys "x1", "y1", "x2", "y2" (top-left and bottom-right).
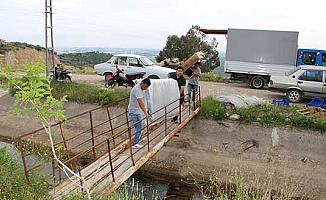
[{"x1": 170, "y1": 66, "x2": 186, "y2": 122}]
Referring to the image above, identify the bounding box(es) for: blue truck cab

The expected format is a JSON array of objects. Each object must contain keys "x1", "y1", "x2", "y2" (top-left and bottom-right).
[{"x1": 297, "y1": 49, "x2": 326, "y2": 67}]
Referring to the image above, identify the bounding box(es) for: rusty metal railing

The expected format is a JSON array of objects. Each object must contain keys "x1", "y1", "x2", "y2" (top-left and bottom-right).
[{"x1": 15, "y1": 86, "x2": 201, "y2": 195}]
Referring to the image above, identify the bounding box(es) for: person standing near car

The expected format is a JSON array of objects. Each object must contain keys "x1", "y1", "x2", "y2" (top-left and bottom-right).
[
  {"x1": 128, "y1": 78, "x2": 151, "y2": 148},
  {"x1": 187, "y1": 62, "x2": 201, "y2": 104},
  {"x1": 170, "y1": 66, "x2": 186, "y2": 122}
]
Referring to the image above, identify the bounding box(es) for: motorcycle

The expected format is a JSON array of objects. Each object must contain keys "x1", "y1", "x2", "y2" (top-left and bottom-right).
[
  {"x1": 50, "y1": 66, "x2": 72, "y2": 83},
  {"x1": 105, "y1": 66, "x2": 146, "y2": 88}
]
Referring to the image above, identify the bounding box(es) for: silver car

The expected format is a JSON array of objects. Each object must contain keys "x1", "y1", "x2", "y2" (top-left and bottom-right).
[
  {"x1": 94, "y1": 54, "x2": 175, "y2": 81},
  {"x1": 269, "y1": 66, "x2": 326, "y2": 103}
]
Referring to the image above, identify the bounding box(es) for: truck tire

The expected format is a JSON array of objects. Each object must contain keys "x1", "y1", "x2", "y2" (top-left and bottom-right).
[
  {"x1": 250, "y1": 76, "x2": 264, "y2": 89},
  {"x1": 104, "y1": 72, "x2": 113, "y2": 81},
  {"x1": 286, "y1": 89, "x2": 302, "y2": 103}
]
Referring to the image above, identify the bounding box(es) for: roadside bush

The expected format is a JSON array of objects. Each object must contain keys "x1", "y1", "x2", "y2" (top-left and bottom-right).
[
  {"x1": 200, "y1": 96, "x2": 226, "y2": 120},
  {"x1": 199, "y1": 72, "x2": 229, "y2": 83},
  {"x1": 52, "y1": 82, "x2": 130, "y2": 106},
  {"x1": 201, "y1": 95, "x2": 326, "y2": 133},
  {"x1": 0, "y1": 147, "x2": 49, "y2": 200}
]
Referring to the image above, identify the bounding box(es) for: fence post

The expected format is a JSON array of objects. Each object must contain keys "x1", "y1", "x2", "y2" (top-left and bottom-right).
[
  {"x1": 127, "y1": 127, "x2": 135, "y2": 166},
  {"x1": 106, "y1": 107, "x2": 115, "y2": 148},
  {"x1": 59, "y1": 122, "x2": 73, "y2": 170},
  {"x1": 179, "y1": 98, "x2": 182, "y2": 124},
  {"x1": 107, "y1": 139, "x2": 115, "y2": 182},
  {"x1": 164, "y1": 106, "x2": 167, "y2": 136},
  {"x1": 147, "y1": 118, "x2": 150, "y2": 152},
  {"x1": 77, "y1": 157, "x2": 84, "y2": 192},
  {"x1": 89, "y1": 112, "x2": 96, "y2": 160},
  {"x1": 19, "y1": 138, "x2": 30, "y2": 184},
  {"x1": 199, "y1": 86, "x2": 201, "y2": 109}
]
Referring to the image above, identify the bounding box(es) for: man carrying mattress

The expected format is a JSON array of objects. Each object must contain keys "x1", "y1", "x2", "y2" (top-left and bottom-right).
[
  {"x1": 128, "y1": 78, "x2": 151, "y2": 148},
  {"x1": 170, "y1": 66, "x2": 186, "y2": 123}
]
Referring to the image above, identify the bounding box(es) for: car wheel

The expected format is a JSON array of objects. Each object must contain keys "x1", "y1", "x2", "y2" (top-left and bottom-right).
[
  {"x1": 148, "y1": 75, "x2": 159, "y2": 79},
  {"x1": 250, "y1": 76, "x2": 264, "y2": 89},
  {"x1": 286, "y1": 89, "x2": 302, "y2": 103},
  {"x1": 104, "y1": 73, "x2": 113, "y2": 81}
]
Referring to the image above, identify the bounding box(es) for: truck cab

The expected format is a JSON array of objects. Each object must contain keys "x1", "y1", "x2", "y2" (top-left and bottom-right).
[{"x1": 297, "y1": 49, "x2": 326, "y2": 67}]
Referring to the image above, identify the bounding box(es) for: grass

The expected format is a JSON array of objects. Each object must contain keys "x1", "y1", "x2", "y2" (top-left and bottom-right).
[
  {"x1": 63, "y1": 179, "x2": 161, "y2": 200},
  {"x1": 200, "y1": 96, "x2": 326, "y2": 133},
  {"x1": 51, "y1": 82, "x2": 130, "y2": 106},
  {"x1": 199, "y1": 72, "x2": 238, "y2": 83},
  {"x1": 187, "y1": 167, "x2": 311, "y2": 200},
  {"x1": 0, "y1": 147, "x2": 50, "y2": 200},
  {"x1": 200, "y1": 96, "x2": 226, "y2": 120}
]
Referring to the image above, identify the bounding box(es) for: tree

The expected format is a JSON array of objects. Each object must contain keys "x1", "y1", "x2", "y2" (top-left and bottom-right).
[
  {"x1": 0, "y1": 61, "x2": 92, "y2": 199},
  {"x1": 156, "y1": 25, "x2": 220, "y2": 73}
]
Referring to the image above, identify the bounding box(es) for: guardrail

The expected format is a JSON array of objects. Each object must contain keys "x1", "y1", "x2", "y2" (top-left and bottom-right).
[{"x1": 15, "y1": 86, "x2": 201, "y2": 195}]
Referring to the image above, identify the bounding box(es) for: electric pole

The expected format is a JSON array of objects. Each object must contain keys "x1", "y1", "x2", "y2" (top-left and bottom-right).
[{"x1": 45, "y1": 0, "x2": 55, "y2": 78}]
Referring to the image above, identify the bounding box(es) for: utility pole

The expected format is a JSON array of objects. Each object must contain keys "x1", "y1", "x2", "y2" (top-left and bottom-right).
[{"x1": 45, "y1": 0, "x2": 55, "y2": 79}]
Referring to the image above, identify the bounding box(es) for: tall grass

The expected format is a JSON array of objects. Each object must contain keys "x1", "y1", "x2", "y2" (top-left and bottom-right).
[
  {"x1": 51, "y1": 82, "x2": 130, "y2": 106},
  {"x1": 0, "y1": 147, "x2": 50, "y2": 200},
  {"x1": 188, "y1": 167, "x2": 311, "y2": 200},
  {"x1": 199, "y1": 72, "x2": 237, "y2": 83},
  {"x1": 63, "y1": 179, "x2": 161, "y2": 200},
  {"x1": 200, "y1": 96, "x2": 326, "y2": 133}
]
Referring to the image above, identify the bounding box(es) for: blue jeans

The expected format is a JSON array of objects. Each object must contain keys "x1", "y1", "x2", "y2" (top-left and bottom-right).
[
  {"x1": 129, "y1": 113, "x2": 142, "y2": 145},
  {"x1": 187, "y1": 83, "x2": 198, "y2": 102}
]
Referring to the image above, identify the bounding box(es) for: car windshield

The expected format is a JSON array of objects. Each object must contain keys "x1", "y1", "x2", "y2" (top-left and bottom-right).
[
  {"x1": 285, "y1": 67, "x2": 301, "y2": 76},
  {"x1": 107, "y1": 56, "x2": 116, "y2": 63},
  {"x1": 139, "y1": 57, "x2": 154, "y2": 66}
]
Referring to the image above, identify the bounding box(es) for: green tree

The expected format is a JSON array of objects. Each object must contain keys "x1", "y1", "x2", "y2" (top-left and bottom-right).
[
  {"x1": 0, "y1": 61, "x2": 92, "y2": 199},
  {"x1": 156, "y1": 25, "x2": 220, "y2": 72}
]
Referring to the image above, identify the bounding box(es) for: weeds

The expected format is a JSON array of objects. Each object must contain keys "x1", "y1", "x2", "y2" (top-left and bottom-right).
[
  {"x1": 200, "y1": 96, "x2": 226, "y2": 120},
  {"x1": 199, "y1": 72, "x2": 238, "y2": 83},
  {"x1": 201, "y1": 96, "x2": 326, "y2": 133},
  {"x1": 0, "y1": 147, "x2": 50, "y2": 200},
  {"x1": 63, "y1": 179, "x2": 161, "y2": 200},
  {"x1": 51, "y1": 82, "x2": 130, "y2": 106},
  {"x1": 187, "y1": 167, "x2": 311, "y2": 200}
]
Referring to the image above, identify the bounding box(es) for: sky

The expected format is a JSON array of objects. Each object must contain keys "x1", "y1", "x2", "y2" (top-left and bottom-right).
[{"x1": 1, "y1": 0, "x2": 325, "y2": 52}]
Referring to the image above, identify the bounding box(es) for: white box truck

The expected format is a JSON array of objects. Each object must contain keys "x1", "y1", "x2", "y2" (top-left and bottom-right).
[{"x1": 201, "y1": 28, "x2": 300, "y2": 89}]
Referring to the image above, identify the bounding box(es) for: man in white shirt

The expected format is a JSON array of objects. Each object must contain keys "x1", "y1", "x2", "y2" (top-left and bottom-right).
[{"x1": 128, "y1": 78, "x2": 151, "y2": 148}]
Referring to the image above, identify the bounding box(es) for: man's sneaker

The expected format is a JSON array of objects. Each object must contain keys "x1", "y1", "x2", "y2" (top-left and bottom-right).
[{"x1": 132, "y1": 144, "x2": 144, "y2": 148}]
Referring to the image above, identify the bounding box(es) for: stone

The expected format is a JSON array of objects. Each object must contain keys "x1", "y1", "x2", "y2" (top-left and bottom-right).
[{"x1": 229, "y1": 114, "x2": 240, "y2": 121}]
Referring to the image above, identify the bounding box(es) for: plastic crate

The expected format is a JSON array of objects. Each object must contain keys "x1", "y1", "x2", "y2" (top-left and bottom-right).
[
  {"x1": 306, "y1": 97, "x2": 326, "y2": 109},
  {"x1": 272, "y1": 99, "x2": 289, "y2": 107}
]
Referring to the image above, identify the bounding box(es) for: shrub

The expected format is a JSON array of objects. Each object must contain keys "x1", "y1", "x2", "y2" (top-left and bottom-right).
[
  {"x1": 0, "y1": 147, "x2": 49, "y2": 200},
  {"x1": 52, "y1": 82, "x2": 130, "y2": 106},
  {"x1": 200, "y1": 96, "x2": 226, "y2": 120}
]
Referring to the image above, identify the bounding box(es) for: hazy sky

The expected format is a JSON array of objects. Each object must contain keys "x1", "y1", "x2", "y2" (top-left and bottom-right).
[{"x1": 1, "y1": 0, "x2": 325, "y2": 51}]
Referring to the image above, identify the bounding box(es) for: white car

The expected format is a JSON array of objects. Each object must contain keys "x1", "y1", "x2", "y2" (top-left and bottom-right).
[
  {"x1": 94, "y1": 54, "x2": 175, "y2": 80},
  {"x1": 269, "y1": 65, "x2": 326, "y2": 103}
]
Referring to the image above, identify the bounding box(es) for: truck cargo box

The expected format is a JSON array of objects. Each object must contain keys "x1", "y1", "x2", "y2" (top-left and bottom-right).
[{"x1": 226, "y1": 29, "x2": 298, "y2": 66}]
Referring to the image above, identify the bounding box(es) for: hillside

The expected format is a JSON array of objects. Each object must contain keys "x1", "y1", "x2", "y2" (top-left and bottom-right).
[
  {"x1": 59, "y1": 52, "x2": 112, "y2": 68},
  {"x1": 0, "y1": 40, "x2": 59, "y2": 70}
]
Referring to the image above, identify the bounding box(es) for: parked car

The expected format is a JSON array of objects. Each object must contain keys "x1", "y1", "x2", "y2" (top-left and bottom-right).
[
  {"x1": 269, "y1": 66, "x2": 326, "y2": 103},
  {"x1": 94, "y1": 54, "x2": 175, "y2": 81}
]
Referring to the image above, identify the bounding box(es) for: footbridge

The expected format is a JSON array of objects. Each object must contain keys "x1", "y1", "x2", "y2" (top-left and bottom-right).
[{"x1": 15, "y1": 88, "x2": 201, "y2": 199}]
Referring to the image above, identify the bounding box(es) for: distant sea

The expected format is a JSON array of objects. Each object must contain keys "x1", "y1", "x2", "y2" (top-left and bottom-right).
[{"x1": 56, "y1": 47, "x2": 226, "y2": 74}]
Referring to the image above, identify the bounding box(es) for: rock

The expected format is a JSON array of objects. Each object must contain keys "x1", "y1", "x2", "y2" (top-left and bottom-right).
[
  {"x1": 229, "y1": 114, "x2": 240, "y2": 121},
  {"x1": 301, "y1": 157, "x2": 308, "y2": 163},
  {"x1": 271, "y1": 128, "x2": 279, "y2": 147}
]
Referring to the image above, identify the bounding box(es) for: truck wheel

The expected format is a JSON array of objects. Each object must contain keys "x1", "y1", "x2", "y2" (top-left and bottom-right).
[
  {"x1": 104, "y1": 73, "x2": 113, "y2": 81},
  {"x1": 250, "y1": 76, "x2": 264, "y2": 89},
  {"x1": 286, "y1": 89, "x2": 302, "y2": 103}
]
